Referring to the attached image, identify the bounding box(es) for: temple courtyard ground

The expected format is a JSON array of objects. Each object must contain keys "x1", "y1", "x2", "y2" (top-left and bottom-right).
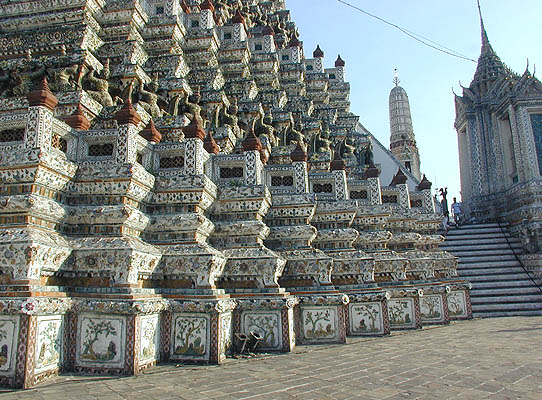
[{"x1": 3, "y1": 316, "x2": 542, "y2": 399}]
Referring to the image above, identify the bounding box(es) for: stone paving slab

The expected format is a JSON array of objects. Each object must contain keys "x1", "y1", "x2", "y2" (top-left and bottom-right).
[{"x1": 2, "y1": 317, "x2": 542, "y2": 399}]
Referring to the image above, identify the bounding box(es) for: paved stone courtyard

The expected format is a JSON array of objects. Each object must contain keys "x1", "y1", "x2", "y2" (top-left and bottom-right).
[{"x1": 3, "y1": 317, "x2": 542, "y2": 400}]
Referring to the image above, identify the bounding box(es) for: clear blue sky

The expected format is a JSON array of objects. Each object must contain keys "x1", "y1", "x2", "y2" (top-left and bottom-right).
[{"x1": 288, "y1": 0, "x2": 542, "y2": 201}]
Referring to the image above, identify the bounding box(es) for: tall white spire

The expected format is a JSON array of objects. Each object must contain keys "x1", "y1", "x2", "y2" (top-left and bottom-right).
[{"x1": 388, "y1": 70, "x2": 421, "y2": 180}]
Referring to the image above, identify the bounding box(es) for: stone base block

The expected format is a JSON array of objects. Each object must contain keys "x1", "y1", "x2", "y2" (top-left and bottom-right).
[
  {"x1": 346, "y1": 292, "x2": 390, "y2": 336},
  {"x1": 164, "y1": 299, "x2": 236, "y2": 364},
  {"x1": 68, "y1": 312, "x2": 135, "y2": 375},
  {"x1": 420, "y1": 295, "x2": 449, "y2": 325},
  {"x1": 387, "y1": 289, "x2": 423, "y2": 330},
  {"x1": 233, "y1": 297, "x2": 298, "y2": 352},
  {"x1": 295, "y1": 294, "x2": 349, "y2": 344},
  {"x1": 446, "y1": 283, "x2": 473, "y2": 320},
  {"x1": 0, "y1": 296, "x2": 71, "y2": 389}
]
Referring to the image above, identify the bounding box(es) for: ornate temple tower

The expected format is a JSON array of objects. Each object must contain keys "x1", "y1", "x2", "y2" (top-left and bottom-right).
[
  {"x1": 389, "y1": 70, "x2": 421, "y2": 180},
  {"x1": 455, "y1": 7, "x2": 542, "y2": 253}
]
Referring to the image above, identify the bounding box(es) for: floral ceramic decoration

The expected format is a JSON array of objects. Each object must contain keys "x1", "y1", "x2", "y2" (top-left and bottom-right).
[
  {"x1": 139, "y1": 314, "x2": 159, "y2": 364},
  {"x1": 420, "y1": 295, "x2": 444, "y2": 321},
  {"x1": 77, "y1": 315, "x2": 125, "y2": 368},
  {"x1": 242, "y1": 311, "x2": 281, "y2": 350},
  {"x1": 35, "y1": 315, "x2": 63, "y2": 374},
  {"x1": 349, "y1": 303, "x2": 384, "y2": 335},
  {"x1": 171, "y1": 314, "x2": 209, "y2": 360},
  {"x1": 447, "y1": 291, "x2": 467, "y2": 318},
  {"x1": 388, "y1": 299, "x2": 415, "y2": 328},
  {"x1": 301, "y1": 307, "x2": 337, "y2": 341},
  {"x1": 0, "y1": 316, "x2": 18, "y2": 375}
]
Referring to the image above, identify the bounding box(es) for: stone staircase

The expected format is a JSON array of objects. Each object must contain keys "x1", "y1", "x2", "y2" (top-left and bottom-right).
[{"x1": 440, "y1": 223, "x2": 542, "y2": 318}]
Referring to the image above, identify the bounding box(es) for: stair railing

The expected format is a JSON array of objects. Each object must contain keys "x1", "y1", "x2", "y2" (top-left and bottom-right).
[{"x1": 496, "y1": 220, "x2": 542, "y2": 295}]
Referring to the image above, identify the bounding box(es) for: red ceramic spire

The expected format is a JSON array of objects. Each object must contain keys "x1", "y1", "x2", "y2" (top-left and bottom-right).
[
  {"x1": 64, "y1": 104, "x2": 90, "y2": 130},
  {"x1": 141, "y1": 119, "x2": 162, "y2": 143},
  {"x1": 114, "y1": 99, "x2": 141, "y2": 126},
  {"x1": 204, "y1": 130, "x2": 219, "y2": 154},
  {"x1": 183, "y1": 116, "x2": 206, "y2": 141},
  {"x1": 27, "y1": 77, "x2": 58, "y2": 111},
  {"x1": 313, "y1": 45, "x2": 324, "y2": 58}
]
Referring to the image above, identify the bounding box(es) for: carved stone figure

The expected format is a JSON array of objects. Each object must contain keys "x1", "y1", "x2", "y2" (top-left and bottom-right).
[
  {"x1": 285, "y1": 120, "x2": 303, "y2": 145},
  {"x1": 218, "y1": 99, "x2": 240, "y2": 135},
  {"x1": 0, "y1": 67, "x2": 10, "y2": 98},
  {"x1": 136, "y1": 76, "x2": 166, "y2": 119},
  {"x1": 13, "y1": 62, "x2": 46, "y2": 97},
  {"x1": 85, "y1": 60, "x2": 121, "y2": 107},
  {"x1": 316, "y1": 124, "x2": 332, "y2": 154},
  {"x1": 255, "y1": 110, "x2": 277, "y2": 146},
  {"x1": 47, "y1": 59, "x2": 82, "y2": 92},
  {"x1": 340, "y1": 136, "x2": 356, "y2": 159}
]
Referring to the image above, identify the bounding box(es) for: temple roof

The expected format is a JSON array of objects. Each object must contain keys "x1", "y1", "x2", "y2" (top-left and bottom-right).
[{"x1": 469, "y1": 11, "x2": 507, "y2": 90}]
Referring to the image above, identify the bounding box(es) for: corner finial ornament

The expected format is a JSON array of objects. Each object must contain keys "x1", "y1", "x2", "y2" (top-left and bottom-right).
[{"x1": 393, "y1": 68, "x2": 400, "y2": 87}]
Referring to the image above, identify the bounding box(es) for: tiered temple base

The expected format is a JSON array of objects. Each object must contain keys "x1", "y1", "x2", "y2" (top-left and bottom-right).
[{"x1": 0, "y1": 0, "x2": 474, "y2": 389}]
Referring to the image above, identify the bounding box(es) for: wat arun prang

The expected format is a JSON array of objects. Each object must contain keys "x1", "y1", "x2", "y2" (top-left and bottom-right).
[{"x1": 0, "y1": 0, "x2": 470, "y2": 388}]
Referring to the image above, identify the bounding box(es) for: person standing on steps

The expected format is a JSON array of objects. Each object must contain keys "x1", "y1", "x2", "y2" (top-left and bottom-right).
[
  {"x1": 451, "y1": 197, "x2": 464, "y2": 228},
  {"x1": 440, "y1": 187, "x2": 449, "y2": 234}
]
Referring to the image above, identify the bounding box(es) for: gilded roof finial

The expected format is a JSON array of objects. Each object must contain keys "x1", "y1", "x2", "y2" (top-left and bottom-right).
[
  {"x1": 393, "y1": 68, "x2": 400, "y2": 87},
  {"x1": 477, "y1": 0, "x2": 492, "y2": 55}
]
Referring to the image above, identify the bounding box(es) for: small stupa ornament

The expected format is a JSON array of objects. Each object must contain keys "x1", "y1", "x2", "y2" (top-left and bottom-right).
[{"x1": 393, "y1": 68, "x2": 400, "y2": 87}]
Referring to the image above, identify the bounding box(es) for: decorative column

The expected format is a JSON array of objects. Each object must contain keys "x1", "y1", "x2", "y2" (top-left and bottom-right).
[
  {"x1": 417, "y1": 174, "x2": 435, "y2": 213},
  {"x1": 65, "y1": 299, "x2": 166, "y2": 376},
  {"x1": 0, "y1": 297, "x2": 70, "y2": 389},
  {"x1": 114, "y1": 99, "x2": 141, "y2": 164},
  {"x1": 291, "y1": 141, "x2": 309, "y2": 193},
  {"x1": 390, "y1": 168, "x2": 410, "y2": 208},
  {"x1": 365, "y1": 162, "x2": 382, "y2": 205},
  {"x1": 330, "y1": 150, "x2": 348, "y2": 200},
  {"x1": 242, "y1": 128, "x2": 263, "y2": 186},
  {"x1": 25, "y1": 77, "x2": 58, "y2": 152},
  {"x1": 183, "y1": 117, "x2": 208, "y2": 175}
]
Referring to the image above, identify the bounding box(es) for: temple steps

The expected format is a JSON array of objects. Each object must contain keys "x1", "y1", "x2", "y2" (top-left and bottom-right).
[{"x1": 442, "y1": 223, "x2": 542, "y2": 318}]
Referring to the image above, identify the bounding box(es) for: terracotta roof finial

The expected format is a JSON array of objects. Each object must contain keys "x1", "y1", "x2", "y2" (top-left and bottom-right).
[
  {"x1": 114, "y1": 98, "x2": 142, "y2": 125},
  {"x1": 313, "y1": 45, "x2": 324, "y2": 58},
  {"x1": 242, "y1": 124, "x2": 262, "y2": 152},
  {"x1": 364, "y1": 161, "x2": 381, "y2": 178},
  {"x1": 141, "y1": 119, "x2": 162, "y2": 143},
  {"x1": 204, "y1": 130, "x2": 220, "y2": 154},
  {"x1": 27, "y1": 77, "x2": 58, "y2": 111},
  {"x1": 64, "y1": 103, "x2": 90, "y2": 130},
  {"x1": 183, "y1": 117, "x2": 206, "y2": 141},
  {"x1": 417, "y1": 174, "x2": 432, "y2": 191},
  {"x1": 291, "y1": 140, "x2": 308, "y2": 162},
  {"x1": 390, "y1": 168, "x2": 408, "y2": 186}
]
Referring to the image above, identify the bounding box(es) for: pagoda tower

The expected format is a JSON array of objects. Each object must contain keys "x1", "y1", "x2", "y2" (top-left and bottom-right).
[
  {"x1": 455, "y1": 3, "x2": 542, "y2": 252},
  {"x1": 389, "y1": 70, "x2": 421, "y2": 180}
]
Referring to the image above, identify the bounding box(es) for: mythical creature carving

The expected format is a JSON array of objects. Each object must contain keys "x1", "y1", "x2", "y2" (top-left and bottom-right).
[
  {"x1": 254, "y1": 110, "x2": 277, "y2": 146},
  {"x1": 47, "y1": 58, "x2": 83, "y2": 92},
  {"x1": 284, "y1": 120, "x2": 304, "y2": 145},
  {"x1": 135, "y1": 76, "x2": 167, "y2": 119},
  {"x1": 12, "y1": 62, "x2": 46, "y2": 97},
  {"x1": 167, "y1": 88, "x2": 203, "y2": 123},
  {"x1": 85, "y1": 60, "x2": 121, "y2": 107},
  {"x1": 314, "y1": 123, "x2": 332, "y2": 154},
  {"x1": 340, "y1": 136, "x2": 356, "y2": 159},
  {"x1": 218, "y1": 99, "x2": 240, "y2": 136}
]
